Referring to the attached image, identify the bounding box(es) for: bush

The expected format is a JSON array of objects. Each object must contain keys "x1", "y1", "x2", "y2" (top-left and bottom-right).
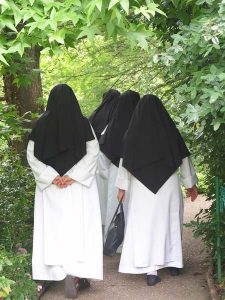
[
  {"x1": 0, "y1": 151, "x2": 35, "y2": 251},
  {"x1": 0, "y1": 249, "x2": 37, "y2": 300}
]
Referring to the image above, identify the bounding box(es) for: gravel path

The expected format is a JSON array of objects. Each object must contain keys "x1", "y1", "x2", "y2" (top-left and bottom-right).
[{"x1": 43, "y1": 195, "x2": 210, "y2": 300}]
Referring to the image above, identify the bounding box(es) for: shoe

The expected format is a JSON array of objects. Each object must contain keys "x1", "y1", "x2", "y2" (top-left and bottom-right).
[
  {"x1": 78, "y1": 278, "x2": 91, "y2": 290},
  {"x1": 168, "y1": 267, "x2": 180, "y2": 276},
  {"x1": 37, "y1": 281, "x2": 52, "y2": 299},
  {"x1": 64, "y1": 276, "x2": 79, "y2": 298},
  {"x1": 146, "y1": 275, "x2": 161, "y2": 286}
]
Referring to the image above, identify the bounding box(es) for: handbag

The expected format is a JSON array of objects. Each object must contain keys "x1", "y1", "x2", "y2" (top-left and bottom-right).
[{"x1": 103, "y1": 201, "x2": 125, "y2": 257}]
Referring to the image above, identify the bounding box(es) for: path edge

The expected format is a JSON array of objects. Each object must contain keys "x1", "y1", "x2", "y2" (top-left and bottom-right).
[{"x1": 206, "y1": 265, "x2": 220, "y2": 300}]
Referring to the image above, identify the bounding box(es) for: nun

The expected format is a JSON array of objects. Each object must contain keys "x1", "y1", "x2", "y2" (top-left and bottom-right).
[
  {"x1": 90, "y1": 89, "x2": 120, "y2": 229},
  {"x1": 89, "y1": 89, "x2": 120, "y2": 140},
  {"x1": 99, "y1": 90, "x2": 140, "y2": 240},
  {"x1": 27, "y1": 84, "x2": 103, "y2": 298},
  {"x1": 116, "y1": 94, "x2": 198, "y2": 286}
]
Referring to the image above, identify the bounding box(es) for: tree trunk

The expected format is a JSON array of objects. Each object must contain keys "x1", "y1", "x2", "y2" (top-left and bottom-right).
[{"x1": 3, "y1": 46, "x2": 43, "y2": 158}]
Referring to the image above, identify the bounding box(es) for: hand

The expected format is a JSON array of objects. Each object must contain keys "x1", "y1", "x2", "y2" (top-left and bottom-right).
[
  {"x1": 52, "y1": 175, "x2": 75, "y2": 188},
  {"x1": 186, "y1": 185, "x2": 198, "y2": 202},
  {"x1": 52, "y1": 175, "x2": 62, "y2": 186},
  {"x1": 117, "y1": 189, "x2": 125, "y2": 202},
  {"x1": 61, "y1": 175, "x2": 76, "y2": 187}
]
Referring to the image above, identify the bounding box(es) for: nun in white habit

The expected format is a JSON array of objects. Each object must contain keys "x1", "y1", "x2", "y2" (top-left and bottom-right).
[
  {"x1": 27, "y1": 84, "x2": 103, "y2": 298},
  {"x1": 89, "y1": 89, "x2": 120, "y2": 229},
  {"x1": 99, "y1": 90, "x2": 140, "y2": 240},
  {"x1": 116, "y1": 94, "x2": 198, "y2": 286}
]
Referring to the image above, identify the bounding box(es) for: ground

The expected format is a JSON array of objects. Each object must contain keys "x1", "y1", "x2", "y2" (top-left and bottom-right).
[{"x1": 43, "y1": 195, "x2": 210, "y2": 300}]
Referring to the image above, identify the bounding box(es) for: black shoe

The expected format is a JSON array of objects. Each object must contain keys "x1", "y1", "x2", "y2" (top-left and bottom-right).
[
  {"x1": 146, "y1": 275, "x2": 161, "y2": 286},
  {"x1": 168, "y1": 267, "x2": 180, "y2": 276},
  {"x1": 78, "y1": 278, "x2": 91, "y2": 290}
]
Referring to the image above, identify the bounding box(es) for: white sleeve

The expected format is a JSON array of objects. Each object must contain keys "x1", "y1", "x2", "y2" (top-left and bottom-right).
[
  {"x1": 65, "y1": 136, "x2": 99, "y2": 187},
  {"x1": 180, "y1": 157, "x2": 198, "y2": 189},
  {"x1": 115, "y1": 159, "x2": 131, "y2": 191},
  {"x1": 27, "y1": 140, "x2": 59, "y2": 190}
]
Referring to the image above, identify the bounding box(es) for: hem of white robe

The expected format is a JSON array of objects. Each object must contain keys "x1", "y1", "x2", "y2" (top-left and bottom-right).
[
  {"x1": 119, "y1": 261, "x2": 183, "y2": 274},
  {"x1": 32, "y1": 265, "x2": 103, "y2": 281}
]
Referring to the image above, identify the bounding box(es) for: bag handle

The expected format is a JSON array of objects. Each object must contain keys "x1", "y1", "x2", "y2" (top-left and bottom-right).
[{"x1": 110, "y1": 201, "x2": 123, "y2": 225}]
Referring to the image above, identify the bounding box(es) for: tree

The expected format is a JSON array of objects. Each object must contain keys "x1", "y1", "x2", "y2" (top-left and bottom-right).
[
  {"x1": 0, "y1": 0, "x2": 165, "y2": 106},
  {"x1": 0, "y1": 0, "x2": 165, "y2": 152}
]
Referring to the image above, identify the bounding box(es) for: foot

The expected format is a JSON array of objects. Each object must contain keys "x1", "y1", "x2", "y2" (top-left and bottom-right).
[
  {"x1": 78, "y1": 278, "x2": 91, "y2": 290},
  {"x1": 146, "y1": 275, "x2": 161, "y2": 286},
  {"x1": 64, "y1": 276, "x2": 79, "y2": 299},
  {"x1": 37, "y1": 281, "x2": 52, "y2": 299},
  {"x1": 168, "y1": 267, "x2": 180, "y2": 276}
]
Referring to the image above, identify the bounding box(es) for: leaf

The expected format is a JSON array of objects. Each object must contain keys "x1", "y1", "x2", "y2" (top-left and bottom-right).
[
  {"x1": 50, "y1": 7, "x2": 56, "y2": 19},
  {"x1": 14, "y1": 13, "x2": 22, "y2": 26},
  {"x1": 108, "y1": 0, "x2": 120, "y2": 10},
  {"x1": 211, "y1": 36, "x2": 219, "y2": 45},
  {"x1": 49, "y1": 32, "x2": 65, "y2": 44},
  {"x1": 120, "y1": 0, "x2": 129, "y2": 14},
  {"x1": 210, "y1": 64, "x2": 217, "y2": 75},
  {"x1": 209, "y1": 92, "x2": 220, "y2": 104},
  {"x1": 29, "y1": 0, "x2": 35, "y2": 6},
  {"x1": 7, "y1": 42, "x2": 30, "y2": 56},
  {"x1": 106, "y1": 21, "x2": 115, "y2": 36},
  {"x1": 96, "y1": 0, "x2": 102, "y2": 11},
  {"x1": 3, "y1": 19, "x2": 18, "y2": 32},
  {"x1": 0, "y1": 53, "x2": 9, "y2": 65},
  {"x1": 213, "y1": 121, "x2": 220, "y2": 131},
  {"x1": 27, "y1": 21, "x2": 37, "y2": 34},
  {"x1": 77, "y1": 25, "x2": 99, "y2": 40}
]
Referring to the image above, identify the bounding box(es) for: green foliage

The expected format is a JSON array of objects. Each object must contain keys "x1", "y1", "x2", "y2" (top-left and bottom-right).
[
  {"x1": 41, "y1": 37, "x2": 167, "y2": 116},
  {"x1": 154, "y1": 1, "x2": 225, "y2": 130},
  {"x1": 0, "y1": 0, "x2": 166, "y2": 64},
  {"x1": 0, "y1": 249, "x2": 37, "y2": 300},
  {"x1": 0, "y1": 151, "x2": 35, "y2": 251},
  {"x1": 0, "y1": 103, "x2": 24, "y2": 144}
]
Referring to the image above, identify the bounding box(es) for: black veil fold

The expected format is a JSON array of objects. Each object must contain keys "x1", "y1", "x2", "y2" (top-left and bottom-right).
[
  {"x1": 100, "y1": 90, "x2": 140, "y2": 167},
  {"x1": 89, "y1": 89, "x2": 120, "y2": 140},
  {"x1": 123, "y1": 94, "x2": 190, "y2": 193},
  {"x1": 29, "y1": 84, "x2": 94, "y2": 175}
]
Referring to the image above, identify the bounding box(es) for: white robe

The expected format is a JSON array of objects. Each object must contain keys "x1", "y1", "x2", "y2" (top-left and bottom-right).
[
  {"x1": 116, "y1": 157, "x2": 197, "y2": 274},
  {"x1": 27, "y1": 137, "x2": 103, "y2": 281},
  {"x1": 97, "y1": 151, "x2": 129, "y2": 242}
]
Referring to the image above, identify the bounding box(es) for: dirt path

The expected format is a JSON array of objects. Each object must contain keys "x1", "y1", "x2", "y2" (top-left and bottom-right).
[{"x1": 43, "y1": 195, "x2": 210, "y2": 300}]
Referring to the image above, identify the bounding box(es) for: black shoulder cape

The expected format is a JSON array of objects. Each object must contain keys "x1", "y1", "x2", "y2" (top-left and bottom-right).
[
  {"x1": 123, "y1": 94, "x2": 190, "y2": 194},
  {"x1": 29, "y1": 84, "x2": 94, "y2": 176},
  {"x1": 89, "y1": 89, "x2": 120, "y2": 140},
  {"x1": 100, "y1": 90, "x2": 140, "y2": 167}
]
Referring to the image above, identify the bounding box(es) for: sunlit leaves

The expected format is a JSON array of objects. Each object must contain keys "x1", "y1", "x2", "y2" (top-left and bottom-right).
[
  {"x1": 120, "y1": 0, "x2": 129, "y2": 14},
  {"x1": 0, "y1": 0, "x2": 166, "y2": 64},
  {"x1": 158, "y1": 2, "x2": 225, "y2": 130},
  {"x1": 108, "y1": 0, "x2": 120, "y2": 10}
]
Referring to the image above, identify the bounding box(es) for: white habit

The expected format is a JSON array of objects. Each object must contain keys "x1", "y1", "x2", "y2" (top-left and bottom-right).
[
  {"x1": 116, "y1": 157, "x2": 197, "y2": 274},
  {"x1": 27, "y1": 137, "x2": 103, "y2": 281},
  {"x1": 97, "y1": 151, "x2": 129, "y2": 242}
]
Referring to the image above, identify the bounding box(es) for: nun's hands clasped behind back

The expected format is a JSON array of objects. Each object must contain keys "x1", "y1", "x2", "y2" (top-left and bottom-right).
[{"x1": 52, "y1": 175, "x2": 76, "y2": 188}]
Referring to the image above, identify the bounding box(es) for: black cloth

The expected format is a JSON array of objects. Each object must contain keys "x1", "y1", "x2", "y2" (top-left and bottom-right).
[
  {"x1": 123, "y1": 94, "x2": 190, "y2": 194},
  {"x1": 89, "y1": 89, "x2": 120, "y2": 140},
  {"x1": 29, "y1": 84, "x2": 94, "y2": 176},
  {"x1": 100, "y1": 90, "x2": 140, "y2": 167}
]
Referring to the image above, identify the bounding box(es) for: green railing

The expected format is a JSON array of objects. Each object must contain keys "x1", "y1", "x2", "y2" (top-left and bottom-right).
[{"x1": 216, "y1": 177, "x2": 225, "y2": 282}]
